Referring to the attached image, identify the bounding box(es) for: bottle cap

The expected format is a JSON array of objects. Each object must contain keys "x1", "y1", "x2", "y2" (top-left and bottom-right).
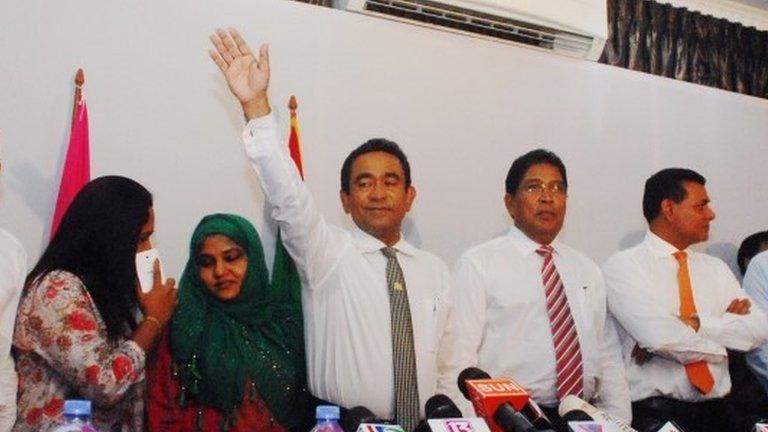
[
  {"x1": 64, "y1": 400, "x2": 91, "y2": 416},
  {"x1": 316, "y1": 405, "x2": 340, "y2": 420}
]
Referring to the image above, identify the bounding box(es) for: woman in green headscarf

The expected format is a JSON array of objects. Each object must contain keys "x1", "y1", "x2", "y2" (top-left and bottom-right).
[{"x1": 147, "y1": 213, "x2": 307, "y2": 432}]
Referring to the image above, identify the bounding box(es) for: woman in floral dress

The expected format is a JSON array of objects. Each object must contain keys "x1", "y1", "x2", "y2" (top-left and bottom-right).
[{"x1": 12, "y1": 176, "x2": 177, "y2": 431}]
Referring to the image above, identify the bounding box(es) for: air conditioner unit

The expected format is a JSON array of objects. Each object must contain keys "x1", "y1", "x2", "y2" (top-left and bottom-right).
[{"x1": 333, "y1": 0, "x2": 608, "y2": 61}]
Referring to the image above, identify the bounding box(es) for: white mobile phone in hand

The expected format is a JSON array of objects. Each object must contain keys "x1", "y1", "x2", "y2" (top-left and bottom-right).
[{"x1": 136, "y1": 248, "x2": 165, "y2": 293}]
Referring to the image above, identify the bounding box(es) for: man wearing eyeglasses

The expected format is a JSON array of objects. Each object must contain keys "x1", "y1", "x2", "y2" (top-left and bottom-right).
[{"x1": 440, "y1": 149, "x2": 630, "y2": 428}]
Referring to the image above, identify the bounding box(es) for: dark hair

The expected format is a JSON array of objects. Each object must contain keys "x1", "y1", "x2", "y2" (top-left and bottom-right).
[
  {"x1": 26, "y1": 176, "x2": 153, "y2": 342},
  {"x1": 505, "y1": 149, "x2": 568, "y2": 195},
  {"x1": 340, "y1": 138, "x2": 411, "y2": 193},
  {"x1": 642, "y1": 168, "x2": 706, "y2": 223},
  {"x1": 737, "y1": 231, "x2": 768, "y2": 275}
]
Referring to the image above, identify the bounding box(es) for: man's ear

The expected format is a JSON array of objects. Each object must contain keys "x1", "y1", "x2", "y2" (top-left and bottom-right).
[
  {"x1": 504, "y1": 193, "x2": 516, "y2": 220},
  {"x1": 340, "y1": 190, "x2": 351, "y2": 214},
  {"x1": 660, "y1": 198, "x2": 676, "y2": 221},
  {"x1": 403, "y1": 186, "x2": 416, "y2": 212}
]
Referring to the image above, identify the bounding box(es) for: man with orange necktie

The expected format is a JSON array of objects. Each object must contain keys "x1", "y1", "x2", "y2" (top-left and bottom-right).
[
  {"x1": 442, "y1": 149, "x2": 631, "y2": 430},
  {"x1": 603, "y1": 168, "x2": 768, "y2": 432}
]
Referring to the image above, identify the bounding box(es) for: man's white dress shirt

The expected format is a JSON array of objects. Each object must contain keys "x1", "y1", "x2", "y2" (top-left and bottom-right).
[
  {"x1": 603, "y1": 231, "x2": 768, "y2": 402},
  {"x1": 0, "y1": 229, "x2": 26, "y2": 430},
  {"x1": 441, "y1": 225, "x2": 631, "y2": 422},
  {"x1": 241, "y1": 113, "x2": 453, "y2": 420}
]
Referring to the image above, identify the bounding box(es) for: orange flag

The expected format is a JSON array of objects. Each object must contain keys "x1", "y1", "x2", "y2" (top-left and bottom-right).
[{"x1": 288, "y1": 95, "x2": 304, "y2": 179}]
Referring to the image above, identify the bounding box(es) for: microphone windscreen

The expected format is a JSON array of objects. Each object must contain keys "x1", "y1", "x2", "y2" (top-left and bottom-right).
[
  {"x1": 561, "y1": 410, "x2": 593, "y2": 423},
  {"x1": 413, "y1": 420, "x2": 432, "y2": 432},
  {"x1": 425, "y1": 394, "x2": 463, "y2": 419},
  {"x1": 343, "y1": 406, "x2": 379, "y2": 432},
  {"x1": 493, "y1": 403, "x2": 537, "y2": 432},
  {"x1": 457, "y1": 367, "x2": 492, "y2": 399}
]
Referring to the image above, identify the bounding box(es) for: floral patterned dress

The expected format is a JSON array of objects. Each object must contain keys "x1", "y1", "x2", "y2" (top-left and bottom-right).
[{"x1": 12, "y1": 270, "x2": 146, "y2": 432}]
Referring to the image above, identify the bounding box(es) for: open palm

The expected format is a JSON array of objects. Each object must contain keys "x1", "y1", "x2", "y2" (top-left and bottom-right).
[{"x1": 210, "y1": 28, "x2": 269, "y2": 104}]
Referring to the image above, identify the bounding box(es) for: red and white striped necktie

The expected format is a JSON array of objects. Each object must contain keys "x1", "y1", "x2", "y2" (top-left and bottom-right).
[{"x1": 536, "y1": 244, "x2": 584, "y2": 400}]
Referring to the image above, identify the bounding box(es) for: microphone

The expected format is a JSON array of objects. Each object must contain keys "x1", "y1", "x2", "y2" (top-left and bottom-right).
[
  {"x1": 457, "y1": 367, "x2": 553, "y2": 432},
  {"x1": 560, "y1": 410, "x2": 593, "y2": 423},
  {"x1": 519, "y1": 399, "x2": 554, "y2": 430},
  {"x1": 558, "y1": 396, "x2": 636, "y2": 432},
  {"x1": 457, "y1": 367, "x2": 529, "y2": 413},
  {"x1": 458, "y1": 367, "x2": 492, "y2": 399},
  {"x1": 422, "y1": 394, "x2": 493, "y2": 432},
  {"x1": 426, "y1": 394, "x2": 464, "y2": 419},
  {"x1": 493, "y1": 403, "x2": 539, "y2": 432},
  {"x1": 343, "y1": 406, "x2": 382, "y2": 432},
  {"x1": 458, "y1": 367, "x2": 556, "y2": 432}
]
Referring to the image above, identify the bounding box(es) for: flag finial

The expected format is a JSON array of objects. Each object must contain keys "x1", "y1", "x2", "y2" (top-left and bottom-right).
[{"x1": 75, "y1": 69, "x2": 85, "y2": 87}]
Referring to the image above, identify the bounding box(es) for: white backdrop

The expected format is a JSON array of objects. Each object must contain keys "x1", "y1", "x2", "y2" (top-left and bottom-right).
[{"x1": 1, "y1": 0, "x2": 767, "y2": 278}]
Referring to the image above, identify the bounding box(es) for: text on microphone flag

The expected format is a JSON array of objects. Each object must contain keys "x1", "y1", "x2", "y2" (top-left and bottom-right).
[
  {"x1": 359, "y1": 424, "x2": 406, "y2": 432},
  {"x1": 568, "y1": 422, "x2": 604, "y2": 432}
]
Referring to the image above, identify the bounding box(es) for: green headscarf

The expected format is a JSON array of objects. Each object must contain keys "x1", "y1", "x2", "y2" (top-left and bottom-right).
[{"x1": 170, "y1": 213, "x2": 306, "y2": 428}]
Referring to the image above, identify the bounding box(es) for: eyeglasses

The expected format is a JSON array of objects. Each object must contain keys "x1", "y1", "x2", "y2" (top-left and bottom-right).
[{"x1": 519, "y1": 181, "x2": 567, "y2": 196}]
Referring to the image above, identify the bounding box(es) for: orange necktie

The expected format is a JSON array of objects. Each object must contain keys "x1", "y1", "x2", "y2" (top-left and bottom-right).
[{"x1": 673, "y1": 251, "x2": 715, "y2": 394}]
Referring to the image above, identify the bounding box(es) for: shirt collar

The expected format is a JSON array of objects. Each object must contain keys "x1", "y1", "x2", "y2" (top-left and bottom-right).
[
  {"x1": 644, "y1": 230, "x2": 688, "y2": 257},
  {"x1": 350, "y1": 225, "x2": 417, "y2": 257},
  {"x1": 506, "y1": 224, "x2": 562, "y2": 257}
]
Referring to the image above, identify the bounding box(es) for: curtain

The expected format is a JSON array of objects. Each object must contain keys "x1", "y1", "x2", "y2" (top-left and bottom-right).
[{"x1": 600, "y1": 0, "x2": 768, "y2": 99}]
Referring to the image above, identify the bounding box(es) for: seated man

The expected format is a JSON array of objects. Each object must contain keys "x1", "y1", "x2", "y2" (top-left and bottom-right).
[
  {"x1": 603, "y1": 168, "x2": 768, "y2": 432},
  {"x1": 729, "y1": 232, "x2": 768, "y2": 431},
  {"x1": 743, "y1": 247, "x2": 768, "y2": 395},
  {"x1": 443, "y1": 149, "x2": 630, "y2": 429},
  {"x1": 209, "y1": 28, "x2": 454, "y2": 430},
  {"x1": 738, "y1": 231, "x2": 768, "y2": 277}
]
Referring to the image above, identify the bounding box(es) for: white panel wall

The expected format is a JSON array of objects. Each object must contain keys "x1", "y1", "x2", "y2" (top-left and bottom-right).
[{"x1": 1, "y1": 0, "x2": 767, "y2": 277}]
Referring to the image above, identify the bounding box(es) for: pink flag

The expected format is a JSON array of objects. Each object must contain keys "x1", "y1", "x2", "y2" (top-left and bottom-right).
[{"x1": 50, "y1": 69, "x2": 90, "y2": 238}]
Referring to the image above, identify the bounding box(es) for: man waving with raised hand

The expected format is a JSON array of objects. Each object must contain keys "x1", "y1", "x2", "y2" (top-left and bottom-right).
[{"x1": 208, "y1": 29, "x2": 454, "y2": 431}]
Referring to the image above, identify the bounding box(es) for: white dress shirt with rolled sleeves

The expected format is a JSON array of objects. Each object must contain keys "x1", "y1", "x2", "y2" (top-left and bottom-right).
[
  {"x1": 603, "y1": 231, "x2": 768, "y2": 402},
  {"x1": 440, "y1": 225, "x2": 631, "y2": 422},
  {"x1": 0, "y1": 229, "x2": 27, "y2": 431},
  {"x1": 241, "y1": 112, "x2": 454, "y2": 420}
]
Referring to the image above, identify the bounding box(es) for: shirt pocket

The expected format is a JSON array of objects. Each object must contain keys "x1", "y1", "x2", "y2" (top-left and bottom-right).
[{"x1": 420, "y1": 297, "x2": 441, "y2": 354}]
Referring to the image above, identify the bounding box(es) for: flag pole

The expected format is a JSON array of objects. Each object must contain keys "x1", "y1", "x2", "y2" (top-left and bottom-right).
[
  {"x1": 288, "y1": 95, "x2": 304, "y2": 179},
  {"x1": 51, "y1": 68, "x2": 90, "y2": 238}
]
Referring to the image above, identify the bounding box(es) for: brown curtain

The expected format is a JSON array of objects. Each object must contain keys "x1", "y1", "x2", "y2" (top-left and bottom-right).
[{"x1": 600, "y1": 0, "x2": 768, "y2": 99}]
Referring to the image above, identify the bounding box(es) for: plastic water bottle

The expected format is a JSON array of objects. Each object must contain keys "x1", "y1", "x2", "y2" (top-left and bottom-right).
[
  {"x1": 310, "y1": 405, "x2": 345, "y2": 432},
  {"x1": 50, "y1": 400, "x2": 98, "y2": 432}
]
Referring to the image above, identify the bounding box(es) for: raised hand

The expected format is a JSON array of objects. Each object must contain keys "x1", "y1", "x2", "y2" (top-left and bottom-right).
[
  {"x1": 209, "y1": 28, "x2": 271, "y2": 119},
  {"x1": 138, "y1": 259, "x2": 177, "y2": 327}
]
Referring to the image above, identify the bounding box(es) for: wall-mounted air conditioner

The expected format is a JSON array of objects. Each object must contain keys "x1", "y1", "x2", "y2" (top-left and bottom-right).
[{"x1": 333, "y1": 0, "x2": 608, "y2": 61}]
